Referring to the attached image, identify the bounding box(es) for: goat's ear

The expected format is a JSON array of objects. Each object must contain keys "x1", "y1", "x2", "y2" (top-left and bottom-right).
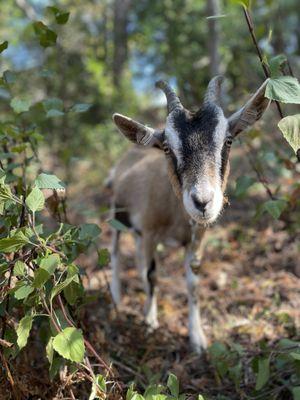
[
  {"x1": 228, "y1": 79, "x2": 271, "y2": 137},
  {"x1": 113, "y1": 113, "x2": 163, "y2": 147}
]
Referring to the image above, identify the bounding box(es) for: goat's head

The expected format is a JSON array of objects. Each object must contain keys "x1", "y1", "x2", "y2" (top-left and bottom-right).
[{"x1": 113, "y1": 77, "x2": 270, "y2": 225}]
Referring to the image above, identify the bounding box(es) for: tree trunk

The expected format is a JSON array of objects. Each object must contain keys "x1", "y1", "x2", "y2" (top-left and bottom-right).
[
  {"x1": 112, "y1": 0, "x2": 131, "y2": 88},
  {"x1": 207, "y1": 0, "x2": 220, "y2": 77}
]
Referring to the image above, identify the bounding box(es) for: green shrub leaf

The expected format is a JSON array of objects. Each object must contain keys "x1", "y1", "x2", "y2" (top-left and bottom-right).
[
  {"x1": 35, "y1": 173, "x2": 65, "y2": 190},
  {"x1": 255, "y1": 357, "x2": 270, "y2": 391},
  {"x1": 265, "y1": 76, "x2": 300, "y2": 104},
  {"x1": 292, "y1": 387, "x2": 300, "y2": 400},
  {"x1": 167, "y1": 373, "x2": 179, "y2": 397},
  {"x1": 14, "y1": 284, "x2": 34, "y2": 300},
  {"x1": 26, "y1": 186, "x2": 45, "y2": 212},
  {"x1": 235, "y1": 176, "x2": 256, "y2": 198},
  {"x1": 0, "y1": 232, "x2": 29, "y2": 253},
  {"x1": 33, "y1": 21, "x2": 57, "y2": 47},
  {"x1": 107, "y1": 218, "x2": 127, "y2": 232},
  {"x1": 278, "y1": 114, "x2": 300, "y2": 154},
  {"x1": 70, "y1": 103, "x2": 92, "y2": 113},
  {"x1": 17, "y1": 315, "x2": 34, "y2": 349},
  {"x1": 262, "y1": 199, "x2": 287, "y2": 219},
  {"x1": 13, "y1": 261, "x2": 26, "y2": 276},
  {"x1": 10, "y1": 97, "x2": 31, "y2": 113},
  {"x1": 32, "y1": 268, "x2": 50, "y2": 288},
  {"x1": 98, "y1": 248, "x2": 110, "y2": 267},
  {"x1": 53, "y1": 327, "x2": 85, "y2": 362},
  {"x1": 40, "y1": 254, "x2": 60, "y2": 274},
  {"x1": 0, "y1": 41, "x2": 8, "y2": 54}
]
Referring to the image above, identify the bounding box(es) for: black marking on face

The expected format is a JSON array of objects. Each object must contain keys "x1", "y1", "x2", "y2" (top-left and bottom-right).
[{"x1": 170, "y1": 105, "x2": 222, "y2": 184}]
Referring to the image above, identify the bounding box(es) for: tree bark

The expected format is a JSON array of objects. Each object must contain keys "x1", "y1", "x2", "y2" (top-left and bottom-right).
[
  {"x1": 112, "y1": 0, "x2": 131, "y2": 88},
  {"x1": 207, "y1": 0, "x2": 220, "y2": 77}
]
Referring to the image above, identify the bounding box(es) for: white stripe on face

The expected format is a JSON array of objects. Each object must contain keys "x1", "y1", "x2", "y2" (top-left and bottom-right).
[{"x1": 165, "y1": 114, "x2": 182, "y2": 165}]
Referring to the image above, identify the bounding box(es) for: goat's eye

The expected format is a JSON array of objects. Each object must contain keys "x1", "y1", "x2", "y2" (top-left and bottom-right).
[
  {"x1": 225, "y1": 136, "x2": 233, "y2": 147},
  {"x1": 162, "y1": 141, "x2": 170, "y2": 154}
]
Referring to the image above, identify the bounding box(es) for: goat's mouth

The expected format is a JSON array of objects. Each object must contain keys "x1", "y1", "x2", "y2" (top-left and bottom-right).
[
  {"x1": 188, "y1": 212, "x2": 218, "y2": 226},
  {"x1": 182, "y1": 189, "x2": 223, "y2": 225}
]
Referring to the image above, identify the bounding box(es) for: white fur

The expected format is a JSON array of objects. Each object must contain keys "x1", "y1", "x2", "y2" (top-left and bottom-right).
[
  {"x1": 185, "y1": 250, "x2": 207, "y2": 353},
  {"x1": 165, "y1": 115, "x2": 182, "y2": 164}
]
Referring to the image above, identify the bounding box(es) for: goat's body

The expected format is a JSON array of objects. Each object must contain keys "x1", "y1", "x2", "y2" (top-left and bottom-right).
[
  {"x1": 110, "y1": 147, "x2": 207, "y2": 352},
  {"x1": 113, "y1": 146, "x2": 191, "y2": 244}
]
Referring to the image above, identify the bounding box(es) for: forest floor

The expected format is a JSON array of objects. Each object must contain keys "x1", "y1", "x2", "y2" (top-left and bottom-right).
[{"x1": 1, "y1": 157, "x2": 299, "y2": 400}]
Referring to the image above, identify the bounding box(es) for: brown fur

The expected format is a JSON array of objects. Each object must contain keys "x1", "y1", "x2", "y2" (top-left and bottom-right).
[{"x1": 113, "y1": 146, "x2": 193, "y2": 245}]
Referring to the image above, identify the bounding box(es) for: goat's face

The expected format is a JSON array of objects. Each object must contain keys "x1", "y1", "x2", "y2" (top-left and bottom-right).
[
  {"x1": 164, "y1": 104, "x2": 230, "y2": 224},
  {"x1": 113, "y1": 76, "x2": 270, "y2": 225}
]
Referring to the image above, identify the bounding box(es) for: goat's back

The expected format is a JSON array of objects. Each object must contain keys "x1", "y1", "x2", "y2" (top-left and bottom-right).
[{"x1": 113, "y1": 146, "x2": 191, "y2": 244}]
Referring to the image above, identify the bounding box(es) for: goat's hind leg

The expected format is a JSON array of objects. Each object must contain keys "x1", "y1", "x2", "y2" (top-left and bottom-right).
[
  {"x1": 110, "y1": 229, "x2": 121, "y2": 306},
  {"x1": 136, "y1": 233, "x2": 158, "y2": 329}
]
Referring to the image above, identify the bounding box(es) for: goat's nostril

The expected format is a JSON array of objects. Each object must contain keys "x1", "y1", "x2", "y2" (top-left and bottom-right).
[{"x1": 191, "y1": 194, "x2": 210, "y2": 214}]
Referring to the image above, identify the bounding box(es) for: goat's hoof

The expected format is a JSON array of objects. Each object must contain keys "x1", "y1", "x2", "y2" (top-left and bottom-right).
[
  {"x1": 190, "y1": 334, "x2": 208, "y2": 355},
  {"x1": 145, "y1": 318, "x2": 159, "y2": 332}
]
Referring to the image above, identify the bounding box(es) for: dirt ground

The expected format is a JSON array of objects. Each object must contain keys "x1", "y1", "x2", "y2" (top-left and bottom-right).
[{"x1": 1, "y1": 154, "x2": 299, "y2": 400}]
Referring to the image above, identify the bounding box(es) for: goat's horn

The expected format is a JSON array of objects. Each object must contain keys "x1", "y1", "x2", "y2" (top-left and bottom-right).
[
  {"x1": 204, "y1": 75, "x2": 224, "y2": 106},
  {"x1": 155, "y1": 80, "x2": 183, "y2": 113}
]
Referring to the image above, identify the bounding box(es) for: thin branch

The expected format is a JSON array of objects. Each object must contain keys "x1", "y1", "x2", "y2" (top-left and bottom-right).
[{"x1": 242, "y1": 6, "x2": 284, "y2": 119}]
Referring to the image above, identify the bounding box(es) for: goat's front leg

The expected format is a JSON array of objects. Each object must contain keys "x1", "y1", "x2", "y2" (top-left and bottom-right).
[
  {"x1": 110, "y1": 230, "x2": 121, "y2": 306},
  {"x1": 184, "y1": 228, "x2": 207, "y2": 354}
]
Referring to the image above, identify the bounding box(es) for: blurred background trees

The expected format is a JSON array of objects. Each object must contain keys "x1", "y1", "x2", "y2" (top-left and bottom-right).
[{"x1": 0, "y1": 0, "x2": 299, "y2": 217}]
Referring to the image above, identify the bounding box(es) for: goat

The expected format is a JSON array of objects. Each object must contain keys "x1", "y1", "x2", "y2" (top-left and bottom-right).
[{"x1": 110, "y1": 76, "x2": 270, "y2": 353}]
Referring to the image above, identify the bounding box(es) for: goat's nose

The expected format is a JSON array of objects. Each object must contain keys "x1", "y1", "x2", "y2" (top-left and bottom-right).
[{"x1": 191, "y1": 194, "x2": 210, "y2": 214}]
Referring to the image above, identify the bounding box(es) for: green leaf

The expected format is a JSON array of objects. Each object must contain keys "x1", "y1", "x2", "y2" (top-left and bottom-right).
[
  {"x1": 78, "y1": 223, "x2": 101, "y2": 241},
  {"x1": 13, "y1": 261, "x2": 26, "y2": 276},
  {"x1": 278, "y1": 114, "x2": 300, "y2": 154},
  {"x1": 46, "y1": 337, "x2": 54, "y2": 366},
  {"x1": 0, "y1": 231, "x2": 29, "y2": 253},
  {"x1": 40, "y1": 254, "x2": 60, "y2": 274},
  {"x1": 32, "y1": 268, "x2": 50, "y2": 288},
  {"x1": 50, "y1": 276, "x2": 77, "y2": 301},
  {"x1": 107, "y1": 218, "x2": 127, "y2": 232},
  {"x1": 56, "y1": 12, "x2": 70, "y2": 24},
  {"x1": 269, "y1": 54, "x2": 287, "y2": 77},
  {"x1": 70, "y1": 103, "x2": 92, "y2": 113},
  {"x1": 234, "y1": 176, "x2": 255, "y2": 198},
  {"x1": 35, "y1": 173, "x2": 65, "y2": 190},
  {"x1": 42, "y1": 97, "x2": 64, "y2": 112},
  {"x1": 26, "y1": 186, "x2": 45, "y2": 212},
  {"x1": 292, "y1": 387, "x2": 300, "y2": 400},
  {"x1": 0, "y1": 184, "x2": 13, "y2": 201},
  {"x1": 290, "y1": 352, "x2": 300, "y2": 361},
  {"x1": 52, "y1": 327, "x2": 85, "y2": 362},
  {"x1": 46, "y1": 109, "x2": 65, "y2": 118},
  {"x1": 229, "y1": 0, "x2": 250, "y2": 8},
  {"x1": 255, "y1": 357, "x2": 270, "y2": 391},
  {"x1": 167, "y1": 373, "x2": 179, "y2": 397},
  {"x1": 14, "y1": 284, "x2": 34, "y2": 300},
  {"x1": 17, "y1": 315, "x2": 34, "y2": 349},
  {"x1": 3, "y1": 70, "x2": 16, "y2": 84},
  {"x1": 33, "y1": 21, "x2": 57, "y2": 47},
  {"x1": 64, "y1": 280, "x2": 82, "y2": 305},
  {"x1": 265, "y1": 76, "x2": 300, "y2": 104},
  {"x1": 10, "y1": 97, "x2": 31, "y2": 113},
  {"x1": 47, "y1": 6, "x2": 70, "y2": 25},
  {"x1": 0, "y1": 41, "x2": 8, "y2": 54},
  {"x1": 262, "y1": 199, "x2": 287, "y2": 219},
  {"x1": 131, "y1": 395, "x2": 144, "y2": 400},
  {"x1": 89, "y1": 374, "x2": 107, "y2": 400},
  {"x1": 198, "y1": 396, "x2": 205, "y2": 400},
  {"x1": 98, "y1": 248, "x2": 110, "y2": 267}
]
